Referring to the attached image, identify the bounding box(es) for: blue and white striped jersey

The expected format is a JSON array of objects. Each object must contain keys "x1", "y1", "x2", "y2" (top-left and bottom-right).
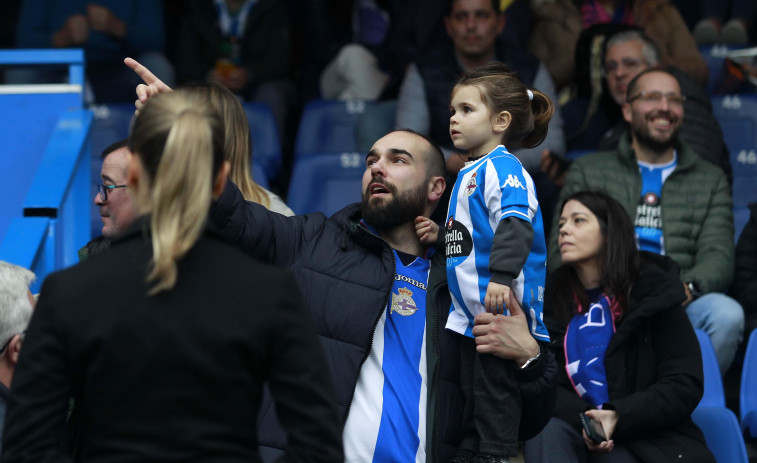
[
  {"x1": 635, "y1": 155, "x2": 677, "y2": 255},
  {"x1": 343, "y1": 250, "x2": 430, "y2": 463},
  {"x1": 444, "y1": 145, "x2": 549, "y2": 341}
]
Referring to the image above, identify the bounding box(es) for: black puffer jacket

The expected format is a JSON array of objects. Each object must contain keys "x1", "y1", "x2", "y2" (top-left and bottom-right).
[
  {"x1": 211, "y1": 181, "x2": 558, "y2": 462},
  {"x1": 544, "y1": 253, "x2": 715, "y2": 463}
]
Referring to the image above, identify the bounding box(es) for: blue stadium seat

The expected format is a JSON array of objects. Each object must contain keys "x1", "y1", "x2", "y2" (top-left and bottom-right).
[
  {"x1": 243, "y1": 102, "x2": 282, "y2": 182},
  {"x1": 711, "y1": 94, "x2": 757, "y2": 161},
  {"x1": 692, "y1": 407, "x2": 749, "y2": 463},
  {"x1": 740, "y1": 329, "x2": 757, "y2": 439},
  {"x1": 294, "y1": 99, "x2": 372, "y2": 157},
  {"x1": 695, "y1": 329, "x2": 726, "y2": 409},
  {"x1": 734, "y1": 205, "x2": 751, "y2": 243},
  {"x1": 286, "y1": 152, "x2": 364, "y2": 216},
  {"x1": 698, "y1": 45, "x2": 749, "y2": 95},
  {"x1": 733, "y1": 176, "x2": 757, "y2": 208},
  {"x1": 251, "y1": 160, "x2": 269, "y2": 190},
  {"x1": 89, "y1": 103, "x2": 134, "y2": 159}
]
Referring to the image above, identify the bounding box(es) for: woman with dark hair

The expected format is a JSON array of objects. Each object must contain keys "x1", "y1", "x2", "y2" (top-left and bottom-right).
[{"x1": 523, "y1": 191, "x2": 714, "y2": 463}]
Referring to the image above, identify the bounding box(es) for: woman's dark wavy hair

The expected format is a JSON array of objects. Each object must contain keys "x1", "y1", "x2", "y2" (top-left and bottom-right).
[{"x1": 552, "y1": 190, "x2": 639, "y2": 322}]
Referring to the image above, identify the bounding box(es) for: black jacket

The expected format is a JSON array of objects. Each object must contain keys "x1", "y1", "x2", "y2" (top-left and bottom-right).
[
  {"x1": 544, "y1": 253, "x2": 715, "y2": 463},
  {"x1": 2, "y1": 219, "x2": 343, "y2": 463},
  {"x1": 210, "y1": 181, "x2": 558, "y2": 462},
  {"x1": 416, "y1": 41, "x2": 538, "y2": 154},
  {"x1": 733, "y1": 202, "x2": 757, "y2": 336},
  {"x1": 176, "y1": 0, "x2": 291, "y2": 94}
]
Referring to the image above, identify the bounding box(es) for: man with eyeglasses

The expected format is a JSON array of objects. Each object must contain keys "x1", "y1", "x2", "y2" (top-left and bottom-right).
[
  {"x1": 543, "y1": 29, "x2": 731, "y2": 187},
  {"x1": 0, "y1": 261, "x2": 35, "y2": 453},
  {"x1": 548, "y1": 68, "x2": 744, "y2": 376},
  {"x1": 78, "y1": 140, "x2": 136, "y2": 261}
]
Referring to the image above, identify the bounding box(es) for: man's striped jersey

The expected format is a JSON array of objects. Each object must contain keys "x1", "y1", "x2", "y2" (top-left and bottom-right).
[{"x1": 343, "y1": 249, "x2": 430, "y2": 462}]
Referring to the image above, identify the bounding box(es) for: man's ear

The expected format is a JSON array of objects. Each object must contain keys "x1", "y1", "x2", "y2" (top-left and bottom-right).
[
  {"x1": 212, "y1": 161, "x2": 231, "y2": 198},
  {"x1": 428, "y1": 175, "x2": 446, "y2": 203},
  {"x1": 7, "y1": 335, "x2": 22, "y2": 367},
  {"x1": 493, "y1": 110, "x2": 512, "y2": 134},
  {"x1": 126, "y1": 151, "x2": 141, "y2": 190},
  {"x1": 622, "y1": 102, "x2": 632, "y2": 123}
]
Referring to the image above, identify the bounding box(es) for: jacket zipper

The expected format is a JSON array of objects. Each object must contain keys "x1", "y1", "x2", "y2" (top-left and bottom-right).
[
  {"x1": 431, "y1": 289, "x2": 442, "y2": 463},
  {"x1": 342, "y1": 225, "x2": 397, "y2": 422}
]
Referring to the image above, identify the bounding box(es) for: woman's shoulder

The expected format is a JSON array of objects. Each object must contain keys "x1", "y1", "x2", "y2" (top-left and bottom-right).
[{"x1": 629, "y1": 252, "x2": 686, "y2": 312}]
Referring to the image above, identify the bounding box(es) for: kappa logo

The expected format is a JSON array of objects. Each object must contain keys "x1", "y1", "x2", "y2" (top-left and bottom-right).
[{"x1": 502, "y1": 174, "x2": 526, "y2": 190}]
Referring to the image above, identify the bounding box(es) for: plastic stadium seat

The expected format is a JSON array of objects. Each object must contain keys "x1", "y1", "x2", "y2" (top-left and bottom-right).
[
  {"x1": 243, "y1": 102, "x2": 282, "y2": 181},
  {"x1": 734, "y1": 205, "x2": 750, "y2": 243},
  {"x1": 695, "y1": 329, "x2": 726, "y2": 409},
  {"x1": 89, "y1": 103, "x2": 135, "y2": 160},
  {"x1": 294, "y1": 99, "x2": 372, "y2": 157},
  {"x1": 251, "y1": 160, "x2": 268, "y2": 190},
  {"x1": 711, "y1": 94, "x2": 757, "y2": 160},
  {"x1": 287, "y1": 152, "x2": 364, "y2": 216},
  {"x1": 733, "y1": 176, "x2": 757, "y2": 208},
  {"x1": 698, "y1": 45, "x2": 749, "y2": 96},
  {"x1": 692, "y1": 407, "x2": 749, "y2": 463},
  {"x1": 740, "y1": 329, "x2": 757, "y2": 439}
]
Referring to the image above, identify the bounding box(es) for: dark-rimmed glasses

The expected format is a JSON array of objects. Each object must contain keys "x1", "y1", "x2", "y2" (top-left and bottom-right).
[
  {"x1": 627, "y1": 91, "x2": 686, "y2": 107},
  {"x1": 97, "y1": 184, "x2": 127, "y2": 202}
]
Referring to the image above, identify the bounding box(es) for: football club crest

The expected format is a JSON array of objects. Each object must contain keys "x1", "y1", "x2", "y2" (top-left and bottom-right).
[
  {"x1": 644, "y1": 192, "x2": 659, "y2": 206},
  {"x1": 464, "y1": 172, "x2": 478, "y2": 196},
  {"x1": 391, "y1": 288, "x2": 417, "y2": 316}
]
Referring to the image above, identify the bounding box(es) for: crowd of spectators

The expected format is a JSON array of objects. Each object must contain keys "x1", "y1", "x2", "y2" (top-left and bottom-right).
[{"x1": 1, "y1": 0, "x2": 757, "y2": 460}]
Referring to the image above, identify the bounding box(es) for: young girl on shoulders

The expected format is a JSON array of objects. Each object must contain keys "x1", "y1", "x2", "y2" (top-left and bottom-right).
[{"x1": 417, "y1": 61, "x2": 554, "y2": 463}]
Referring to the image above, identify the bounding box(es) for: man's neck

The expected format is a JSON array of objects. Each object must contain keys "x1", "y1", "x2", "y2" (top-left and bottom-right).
[
  {"x1": 0, "y1": 363, "x2": 12, "y2": 391},
  {"x1": 631, "y1": 139, "x2": 675, "y2": 165},
  {"x1": 378, "y1": 223, "x2": 425, "y2": 258},
  {"x1": 455, "y1": 49, "x2": 496, "y2": 73}
]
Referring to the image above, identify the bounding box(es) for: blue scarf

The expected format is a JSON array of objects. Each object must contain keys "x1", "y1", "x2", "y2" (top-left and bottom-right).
[{"x1": 564, "y1": 290, "x2": 618, "y2": 407}]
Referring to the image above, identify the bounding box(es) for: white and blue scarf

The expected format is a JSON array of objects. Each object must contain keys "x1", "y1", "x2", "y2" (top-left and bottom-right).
[{"x1": 564, "y1": 290, "x2": 619, "y2": 407}]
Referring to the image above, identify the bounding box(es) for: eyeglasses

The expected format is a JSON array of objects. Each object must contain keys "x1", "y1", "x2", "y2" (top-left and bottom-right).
[
  {"x1": 627, "y1": 91, "x2": 686, "y2": 107},
  {"x1": 97, "y1": 184, "x2": 127, "y2": 202},
  {"x1": 603, "y1": 57, "x2": 644, "y2": 75}
]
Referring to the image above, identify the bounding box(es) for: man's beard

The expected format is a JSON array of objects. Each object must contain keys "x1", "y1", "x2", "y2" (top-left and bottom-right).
[
  {"x1": 362, "y1": 177, "x2": 428, "y2": 231},
  {"x1": 631, "y1": 113, "x2": 681, "y2": 155}
]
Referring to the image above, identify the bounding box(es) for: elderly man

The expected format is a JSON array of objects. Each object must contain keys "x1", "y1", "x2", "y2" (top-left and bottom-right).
[
  {"x1": 0, "y1": 261, "x2": 35, "y2": 451},
  {"x1": 550, "y1": 68, "x2": 744, "y2": 375},
  {"x1": 78, "y1": 140, "x2": 136, "y2": 261},
  {"x1": 548, "y1": 30, "x2": 731, "y2": 186}
]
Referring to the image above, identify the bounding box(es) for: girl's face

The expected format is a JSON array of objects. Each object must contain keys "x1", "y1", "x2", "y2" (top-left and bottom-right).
[
  {"x1": 449, "y1": 85, "x2": 501, "y2": 158},
  {"x1": 558, "y1": 199, "x2": 605, "y2": 269}
]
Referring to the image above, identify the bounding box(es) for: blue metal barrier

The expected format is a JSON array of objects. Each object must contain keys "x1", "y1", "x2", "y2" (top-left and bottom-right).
[
  {"x1": 0, "y1": 218, "x2": 55, "y2": 295},
  {"x1": 0, "y1": 49, "x2": 91, "y2": 285}
]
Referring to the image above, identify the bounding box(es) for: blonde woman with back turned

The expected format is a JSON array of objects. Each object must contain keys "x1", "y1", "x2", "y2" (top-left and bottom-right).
[{"x1": 1, "y1": 90, "x2": 342, "y2": 462}]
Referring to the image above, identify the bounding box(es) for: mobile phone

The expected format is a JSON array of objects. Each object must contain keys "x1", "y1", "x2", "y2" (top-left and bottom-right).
[{"x1": 579, "y1": 412, "x2": 607, "y2": 443}]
